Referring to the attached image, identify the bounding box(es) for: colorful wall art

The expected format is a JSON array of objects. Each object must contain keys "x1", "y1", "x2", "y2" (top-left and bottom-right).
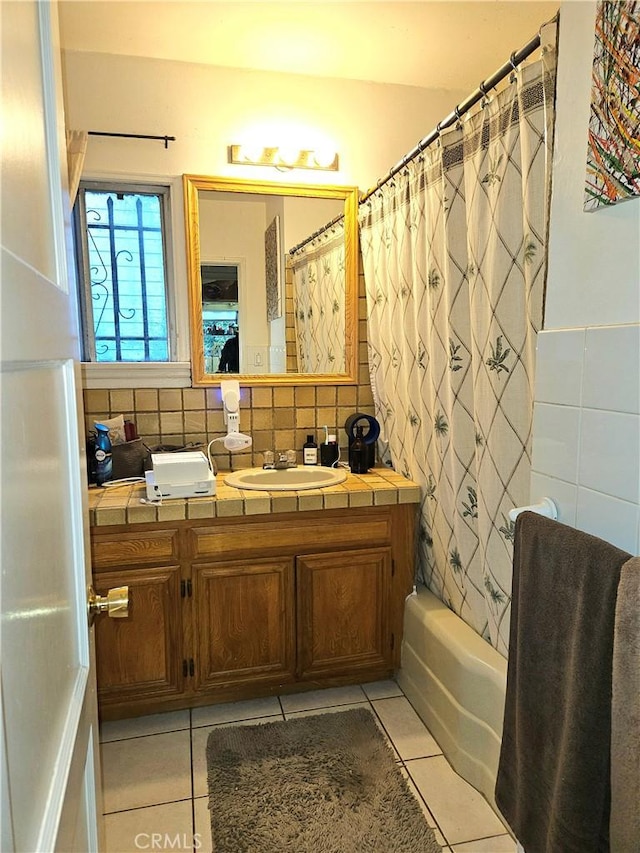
[{"x1": 585, "y1": 1, "x2": 640, "y2": 211}]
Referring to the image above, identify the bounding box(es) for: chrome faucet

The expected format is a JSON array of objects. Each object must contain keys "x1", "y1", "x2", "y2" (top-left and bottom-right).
[{"x1": 263, "y1": 450, "x2": 297, "y2": 470}]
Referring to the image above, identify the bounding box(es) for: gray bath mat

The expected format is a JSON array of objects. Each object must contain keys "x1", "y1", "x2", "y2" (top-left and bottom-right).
[{"x1": 205, "y1": 706, "x2": 442, "y2": 852}]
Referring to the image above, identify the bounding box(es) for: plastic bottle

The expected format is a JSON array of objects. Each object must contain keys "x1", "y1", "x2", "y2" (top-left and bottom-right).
[
  {"x1": 303, "y1": 434, "x2": 318, "y2": 465},
  {"x1": 94, "y1": 423, "x2": 113, "y2": 486},
  {"x1": 348, "y1": 425, "x2": 368, "y2": 474},
  {"x1": 86, "y1": 435, "x2": 97, "y2": 485}
]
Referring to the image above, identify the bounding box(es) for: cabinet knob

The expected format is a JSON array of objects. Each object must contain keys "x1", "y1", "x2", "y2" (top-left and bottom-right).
[{"x1": 88, "y1": 585, "x2": 129, "y2": 627}]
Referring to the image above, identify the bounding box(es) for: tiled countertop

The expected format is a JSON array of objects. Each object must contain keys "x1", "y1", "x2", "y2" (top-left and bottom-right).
[{"x1": 88, "y1": 467, "x2": 421, "y2": 527}]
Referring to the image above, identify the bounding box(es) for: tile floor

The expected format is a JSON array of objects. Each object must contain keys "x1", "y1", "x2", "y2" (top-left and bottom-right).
[{"x1": 100, "y1": 680, "x2": 515, "y2": 853}]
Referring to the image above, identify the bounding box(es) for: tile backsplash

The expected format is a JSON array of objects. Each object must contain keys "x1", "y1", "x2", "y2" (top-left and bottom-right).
[
  {"x1": 84, "y1": 383, "x2": 375, "y2": 470},
  {"x1": 83, "y1": 270, "x2": 375, "y2": 470}
]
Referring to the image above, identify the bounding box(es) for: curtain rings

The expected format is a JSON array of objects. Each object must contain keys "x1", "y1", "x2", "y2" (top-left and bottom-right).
[
  {"x1": 454, "y1": 105, "x2": 463, "y2": 131},
  {"x1": 509, "y1": 51, "x2": 519, "y2": 83},
  {"x1": 479, "y1": 80, "x2": 490, "y2": 108}
]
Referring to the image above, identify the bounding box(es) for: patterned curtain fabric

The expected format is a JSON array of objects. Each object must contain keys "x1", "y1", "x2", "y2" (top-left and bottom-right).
[
  {"x1": 359, "y1": 52, "x2": 556, "y2": 654},
  {"x1": 291, "y1": 221, "x2": 346, "y2": 374}
]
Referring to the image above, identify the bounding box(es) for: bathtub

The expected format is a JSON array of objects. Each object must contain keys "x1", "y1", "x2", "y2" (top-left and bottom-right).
[{"x1": 397, "y1": 585, "x2": 507, "y2": 814}]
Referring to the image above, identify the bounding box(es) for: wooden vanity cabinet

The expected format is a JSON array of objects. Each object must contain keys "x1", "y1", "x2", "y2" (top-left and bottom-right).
[
  {"x1": 93, "y1": 566, "x2": 184, "y2": 702},
  {"x1": 91, "y1": 529, "x2": 184, "y2": 706},
  {"x1": 193, "y1": 557, "x2": 296, "y2": 692},
  {"x1": 296, "y1": 548, "x2": 392, "y2": 679},
  {"x1": 90, "y1": 504, "x2": 416, "y2": 720}
]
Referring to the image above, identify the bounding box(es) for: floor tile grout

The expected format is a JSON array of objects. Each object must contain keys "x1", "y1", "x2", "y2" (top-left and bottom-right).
[
  {"x1": 101, "y1": 681, "x2": 512, "y2": 852},
  {"x1": 402, "y1": 756, "x2": 451, "y2": 847},
  {"x1": 103, "y1": 796, "x2": 193, "y2": 816},
  {"x1": 188, "y1": 707, "x2": 196, "y2": 845},
  {"x1": 100, "y1": 727, "x2": 190, "y2": 744}
]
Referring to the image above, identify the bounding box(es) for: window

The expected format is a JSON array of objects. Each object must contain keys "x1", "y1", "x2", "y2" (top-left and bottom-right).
[{"x1": 74, "y1": 182, "x2": 173, "y2": 362}]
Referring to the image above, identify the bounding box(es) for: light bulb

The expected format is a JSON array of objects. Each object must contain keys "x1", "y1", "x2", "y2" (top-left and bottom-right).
[
  {"x1": 277, "y1": 146, "x2": 300, "y2": 167},
  {"x1": 313, "y1": 147, "x2": 338, "y2": 169}
]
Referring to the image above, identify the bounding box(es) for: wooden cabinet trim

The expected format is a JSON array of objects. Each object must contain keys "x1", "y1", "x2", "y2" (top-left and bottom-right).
[
  {"x1": 91, "y1": 528, "x2": 179, "y2": 569},
  {"x1": 190, "y1": 510, "x2": 392, "y2": 560}
]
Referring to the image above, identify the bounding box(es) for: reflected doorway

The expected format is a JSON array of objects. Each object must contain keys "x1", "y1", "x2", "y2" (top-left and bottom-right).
[{"x1": 201, "y1": 262, "x2": 239, "y2": 373}]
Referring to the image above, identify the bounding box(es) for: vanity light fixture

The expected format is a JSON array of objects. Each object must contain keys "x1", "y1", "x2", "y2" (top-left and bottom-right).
[{"x1": 228, "y1": 144, "x2": 339, "y2": 172}]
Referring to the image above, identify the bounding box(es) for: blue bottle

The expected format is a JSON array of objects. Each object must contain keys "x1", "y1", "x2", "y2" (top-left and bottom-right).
[{"x1": 94, "y1": 423, "x2": 113, "y2": 486}]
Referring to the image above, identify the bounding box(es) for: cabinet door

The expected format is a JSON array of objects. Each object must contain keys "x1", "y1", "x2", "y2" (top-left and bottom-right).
[
  {"x1": 297, "y1": 548, "x2": 392, "y2": 679},
  {"x1": 193, "y1": 558, "x2": 295, "y2": 691},
  {"x1": 94, "y1": 566, "x2": 183, "y2": 704}
]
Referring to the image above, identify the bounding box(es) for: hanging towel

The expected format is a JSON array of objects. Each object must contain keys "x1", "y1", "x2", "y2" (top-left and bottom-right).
[
  {"x1": 495, "y1": 512, "x2": 631, "y2": 853},
  {"x1": 610, "y1": 555, "x2": 640, "y2": 853}
]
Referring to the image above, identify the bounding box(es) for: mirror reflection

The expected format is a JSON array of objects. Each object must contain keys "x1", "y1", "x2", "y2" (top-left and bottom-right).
[
  {"x1": 183, "y1": 175, "x2": 359, "y2": 386},
  {"x1": 201, "y1": 262, "x2": 240, "y2": 373}
]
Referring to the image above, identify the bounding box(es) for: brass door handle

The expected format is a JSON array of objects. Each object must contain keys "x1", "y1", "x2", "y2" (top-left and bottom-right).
[{"x1": 88, "y1": 585, "x2": 129, "y2": 627}]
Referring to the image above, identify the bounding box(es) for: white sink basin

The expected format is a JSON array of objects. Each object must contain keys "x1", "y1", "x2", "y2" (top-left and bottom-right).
[{"x1": 224, "y1": 467, "x2": 347, "y2": 491}]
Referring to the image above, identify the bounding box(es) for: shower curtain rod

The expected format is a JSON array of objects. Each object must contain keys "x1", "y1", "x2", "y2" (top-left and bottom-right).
[
  {"x1": 88, "y1": 131, "x2": 176, "y2": 148},
  {"x1": 360, "y1": 20, "x2": 554, "y2": 204},
  {"x1": 282, "y1": 17, "x2": 555, "y2": 256},
  {"x1": 288, "y1": 210, "x2": 345, "y2": 255}
]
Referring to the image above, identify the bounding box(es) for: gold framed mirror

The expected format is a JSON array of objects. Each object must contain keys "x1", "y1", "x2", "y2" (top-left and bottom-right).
[{"x1": 183, "y1": 174, "x2": 359, "y2": 386}]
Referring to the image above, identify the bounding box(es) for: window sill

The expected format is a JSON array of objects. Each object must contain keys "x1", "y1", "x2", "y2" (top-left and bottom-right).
[{"x1": 81, "y1": 362, "x2": 192, "y2": 389}]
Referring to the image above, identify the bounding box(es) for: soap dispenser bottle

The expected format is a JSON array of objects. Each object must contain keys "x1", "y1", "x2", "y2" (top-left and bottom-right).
[
  {"x1": 348, "y1": 425, "x2": 368, "y2": 474},
  {"x1": 303, "y1": 434, "x2": 318, "y2": 465},
  {"x1": 94, "y1": 423, "x2": 113, "y2": 486}
]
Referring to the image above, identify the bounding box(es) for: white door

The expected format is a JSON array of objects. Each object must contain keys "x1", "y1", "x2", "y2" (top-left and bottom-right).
[{"x1": 1, "y1": 2, "x2": 101, "y2": 850}]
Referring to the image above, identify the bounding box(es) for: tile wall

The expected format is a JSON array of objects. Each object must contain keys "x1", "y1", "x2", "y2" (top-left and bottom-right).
[
  {"x1": 531, "y1": 326, "x2": 640, "y2": 555},
  {"x1": 529, "y1": 3, "x2": 640, "y2": 557},
  {"x1": 82, "y1": 269, "x2": 375, "y2": 471}
]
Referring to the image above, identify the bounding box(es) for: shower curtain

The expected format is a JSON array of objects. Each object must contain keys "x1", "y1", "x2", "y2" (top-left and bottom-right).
[
  {"x1": 290, "y1": 221, "x2": 346, "y2": 374},
  {"x1": 360, "y1": 52, "x2": 556, "y2": 654}
]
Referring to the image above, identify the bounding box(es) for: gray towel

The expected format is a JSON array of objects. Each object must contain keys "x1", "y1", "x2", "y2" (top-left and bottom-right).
[
  {"x1": 495, "y1": 512, "x2": 631, "y2": 853},
  {"x1": 610, "y1": 556, "x2": 640, "y2": 853}
]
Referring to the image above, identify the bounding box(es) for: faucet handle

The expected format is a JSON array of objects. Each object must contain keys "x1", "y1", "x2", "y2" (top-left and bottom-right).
[
  {"x1": 263, "y1": 450, "x2": 275, "y2": 469},
  {"x1": 285, "y1": 449, "x2": 297, "y2": 467}
]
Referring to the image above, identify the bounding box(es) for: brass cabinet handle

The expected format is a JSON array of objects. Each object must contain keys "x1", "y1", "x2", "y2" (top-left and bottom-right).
[{"x1": 88, "y1": 585, "x2": 129, "y2": 627}]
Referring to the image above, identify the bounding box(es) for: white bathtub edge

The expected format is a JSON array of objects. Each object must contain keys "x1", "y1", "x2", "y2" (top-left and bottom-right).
[{"x1": 397, "y1": 586, "x2": 508, "y2": 815}]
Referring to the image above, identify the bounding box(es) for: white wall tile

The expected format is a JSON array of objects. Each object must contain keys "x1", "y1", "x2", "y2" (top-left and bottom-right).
[
  {"x1": 583, "y1": 325, "x2": 640, "y2": 414},
  {"x1": 531, "y1": 403, "x2": 581, "y2": 483},
  {"x1": 534, "y1": 329, "x2": 585, "y2": 406},
  {"x1": 578, "y1": 410, "x2": 640, "y2": 503},
  {"x1": 576, "y1": 487, "x2": 640, "y2": 555},
  {"x1": 529, "y1": 3, "x2": 640, "y2": 555},
  {"x1": 530, "y1": 472, "x2": 578, "y2": 527}
]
